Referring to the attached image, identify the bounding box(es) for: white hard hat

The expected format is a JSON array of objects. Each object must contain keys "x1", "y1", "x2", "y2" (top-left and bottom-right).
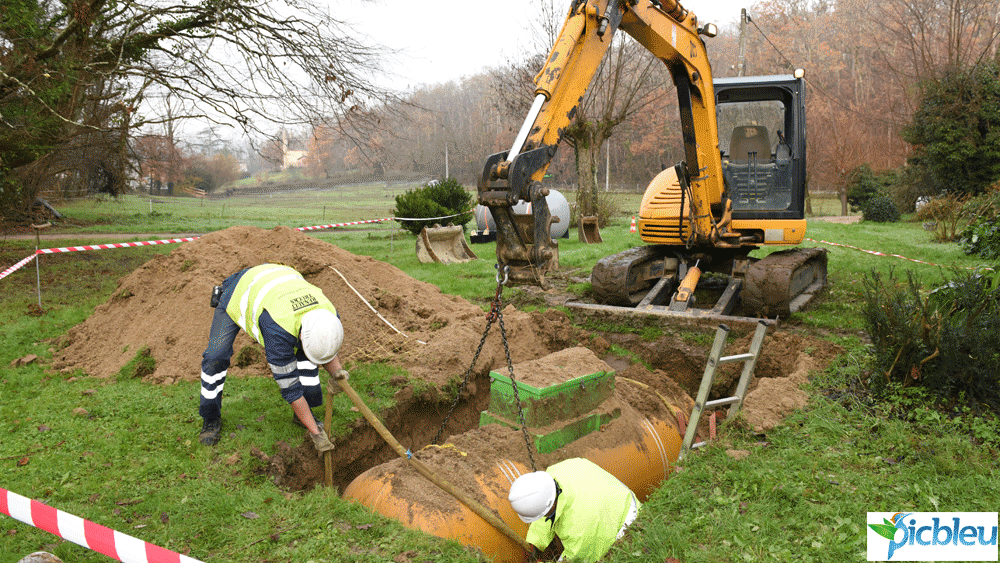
[
  {"x1": 300, "y1": 309, "x2": 343, "y2": 365},
  {"x1": 508, "y1": 471, "x2": 557, "y2": 523}
]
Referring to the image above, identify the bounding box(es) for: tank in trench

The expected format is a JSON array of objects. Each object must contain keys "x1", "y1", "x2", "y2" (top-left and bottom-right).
[{"x1": 341, "y1": 346, "x2": 686, "y2": 563}]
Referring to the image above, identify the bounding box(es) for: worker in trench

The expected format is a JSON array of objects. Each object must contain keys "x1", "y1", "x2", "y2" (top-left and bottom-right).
[
  {"x1": 508, "y1": 458, "x2": 641, "y2": 562},
  {"x1": 197, "y1": 263, "x2": 347, "y2": 454}
]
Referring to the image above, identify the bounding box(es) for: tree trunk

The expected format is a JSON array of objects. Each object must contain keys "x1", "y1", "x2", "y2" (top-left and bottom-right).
[{"x1": 575, "y1": 143, "x2": 601, "y2": 219}]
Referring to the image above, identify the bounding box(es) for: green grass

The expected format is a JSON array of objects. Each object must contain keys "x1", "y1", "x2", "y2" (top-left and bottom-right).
[
  {"x1": 3, "y1": 189, "x2": 998, "y2": 563},
  {"x1": 610, "y1": 398, "x2": 999, "y2": 563}
]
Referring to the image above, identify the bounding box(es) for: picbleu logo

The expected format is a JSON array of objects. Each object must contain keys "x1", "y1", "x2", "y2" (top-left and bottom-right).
[{"x1": 867, "y1": 512, "x2": 998, "y2": 561}]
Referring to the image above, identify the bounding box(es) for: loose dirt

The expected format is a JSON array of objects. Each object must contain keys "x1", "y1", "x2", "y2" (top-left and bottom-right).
[{"x1": 49, "y1": 225, "x2": 844, "y2": 492}]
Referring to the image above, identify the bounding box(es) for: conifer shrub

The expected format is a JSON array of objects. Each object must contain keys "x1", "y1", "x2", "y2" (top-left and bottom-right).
[
  {"x1": 862, "y1": 196, "x2": 900, "y2": 223},
  {"x1": 392, "y1": 178, "x2": 474, "y2": 236},
  {"x1": 861, "y1": 269, "x2": 1000, "y2": 411}
]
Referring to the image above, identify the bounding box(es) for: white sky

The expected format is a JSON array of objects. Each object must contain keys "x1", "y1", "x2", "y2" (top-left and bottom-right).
[{"x1": 338, "y1": 0, "x2": 752, "y2": 91}]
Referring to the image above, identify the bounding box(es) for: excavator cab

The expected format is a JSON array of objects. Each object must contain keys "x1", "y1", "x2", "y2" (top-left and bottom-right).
[{"x1": 715, "y1": 75, "x2": 806, "y2": 221}]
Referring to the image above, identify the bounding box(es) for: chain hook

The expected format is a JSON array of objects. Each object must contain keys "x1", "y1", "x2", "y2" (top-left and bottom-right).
[{"x1": 495, "y1": 263, "x2": 509, "y2": 285}]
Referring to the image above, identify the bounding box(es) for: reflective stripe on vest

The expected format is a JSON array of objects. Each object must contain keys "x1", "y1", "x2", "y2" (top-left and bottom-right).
[{"x1": 225, "y1": 264, "x2": 336, "y2": 345}]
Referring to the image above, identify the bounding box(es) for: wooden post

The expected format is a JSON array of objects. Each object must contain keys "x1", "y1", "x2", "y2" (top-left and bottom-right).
[{"x1": 31, "y1": 223, "x2": 51, "y2": 309}]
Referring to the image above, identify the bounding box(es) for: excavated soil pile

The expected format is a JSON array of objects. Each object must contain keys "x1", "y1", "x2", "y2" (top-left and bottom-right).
[{"x1": 52, "y1": 225, "x2": 579, "y2": 386}]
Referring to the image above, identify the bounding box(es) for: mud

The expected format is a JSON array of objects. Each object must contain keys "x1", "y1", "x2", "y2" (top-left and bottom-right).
[{"x1": 49, "y1": 225, "x2": 843, "y2": 493}]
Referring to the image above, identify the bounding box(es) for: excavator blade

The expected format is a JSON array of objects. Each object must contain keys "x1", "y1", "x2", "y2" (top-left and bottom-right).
[{"x1": 578, "y1": 216, "x2": 603, "y2": 243}]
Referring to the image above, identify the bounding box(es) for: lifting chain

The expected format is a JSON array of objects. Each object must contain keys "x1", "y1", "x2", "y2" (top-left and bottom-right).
[{"x1": 432, "y1": 264, "x2": 537, "y2": 472}]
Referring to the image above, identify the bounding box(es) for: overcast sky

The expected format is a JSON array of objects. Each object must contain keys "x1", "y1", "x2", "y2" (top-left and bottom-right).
[{"x1": 338, "y1": 0, "x2": 752, "y2": 91}]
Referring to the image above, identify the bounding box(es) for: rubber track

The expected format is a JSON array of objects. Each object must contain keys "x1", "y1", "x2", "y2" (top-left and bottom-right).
[
  {"x1": 741, "y1": 248, "x2": 828, "y2": 317},
  {"x1": 591, "y1": 246, "x2": 666, "y2": 306}
]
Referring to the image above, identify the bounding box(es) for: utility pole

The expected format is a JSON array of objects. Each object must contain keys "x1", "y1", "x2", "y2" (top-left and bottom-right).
[{"x1": 737, "y1": 8, "x2": 748, "y2": 77}]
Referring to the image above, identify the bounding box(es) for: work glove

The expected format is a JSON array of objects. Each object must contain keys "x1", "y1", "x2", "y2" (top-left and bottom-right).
[
  {"x1": 334, "y1": 369, "x2": 350, "y2": 381},
  {"x1": 310, "y1": 430, "x2": 334, "y2": 453}
]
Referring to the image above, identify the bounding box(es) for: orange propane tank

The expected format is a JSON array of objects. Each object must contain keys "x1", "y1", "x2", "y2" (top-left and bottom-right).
[
  {"x1": 341, "y1": 416, "x2": 682, "y2": 562},
  {"x1": 343, "y1": 458, "x2": 532, "y2": 563},
  {"x1": 582, "y1": 416, "x2": 682, "y2": 501}
]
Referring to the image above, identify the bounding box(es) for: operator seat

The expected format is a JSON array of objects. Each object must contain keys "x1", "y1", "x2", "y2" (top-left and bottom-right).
[{"x1": 729, "y1": 126, "x2": 770, "y2": 162}]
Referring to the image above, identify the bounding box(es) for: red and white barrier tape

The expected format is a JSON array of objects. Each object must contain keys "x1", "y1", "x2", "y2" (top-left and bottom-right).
[
  {"x1": 37, "y1": 238, "x2": 200, "y2": 255},
  {"x1": 806, "y1": 238, "x2": 995, "y2": 271},
  {"x1": 1, "y1": 253, "x2": 38, "y2": 280},
  {"x1": 1, "y1": 217, "x2": 401, "y2": 281},
  {"x1": 296, "y1": 217, "x2": 392, "y2": 231},
  {"x1": 1, "y1": 486, "x2": 204, "y2": 563}
]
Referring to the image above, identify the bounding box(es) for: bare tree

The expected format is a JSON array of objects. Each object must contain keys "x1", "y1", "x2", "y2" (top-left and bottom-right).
[
  {"x1": 1, "y1": 0, "x2": 396, "y2": 221},
  {"x1": 562, "y1": 35, "x2": 669, "y2": 222}
]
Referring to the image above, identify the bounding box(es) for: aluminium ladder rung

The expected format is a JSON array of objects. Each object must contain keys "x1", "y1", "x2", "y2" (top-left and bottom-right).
[
  {"x1": 704, "y1": 396, "x2": 740, "y2": 408},
  {"x1": 718, "y1": 352, "x2": 755, "y2": 364}
]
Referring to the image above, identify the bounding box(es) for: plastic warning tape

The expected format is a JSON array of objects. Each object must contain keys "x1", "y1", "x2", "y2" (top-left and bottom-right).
[
  {"x1": 806, "y1": 238, "x2": 995, "y2": 272},
  {"x1": 0, "y1": 486, "x2": 204, "y2": 563},
  {"x1": 296, "y1": 217, "x2": 393, "y2": 231},
  {"x1": 0, "y1": 253, "x2": 39, "y2": 281},
  {"x1": 36, "y1": 238, "x2": 200, "y2": 255},
  {"x1": 1, "y1": 217, "x2": 399, "y2": 281}
]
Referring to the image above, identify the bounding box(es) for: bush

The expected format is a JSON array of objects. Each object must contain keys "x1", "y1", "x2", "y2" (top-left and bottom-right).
[
  {"x1": 916, "y1": 195, "x2": 967, "y2": 242},
  {"x1": 845, "y1": 164, "x2": 898, "y2": 212},
  {"x1": 862, "y1": 195, "x2": 900, "y2": 223},
  {"x1": 392, "y1": 178, "x2": 474, "y2": 236},
  {"x1": 902, "y1": 61, "x2": 1000, "y2": 198},
  {"x1": 861, "y1": 269, "x2": 1000, "y2": 411},
  {"x1": 959, "y1": 217, "x2": 1000, "y2": 259},
  {"x1": 957, "y1": 185, "x2": 1000, "y2": 258}
]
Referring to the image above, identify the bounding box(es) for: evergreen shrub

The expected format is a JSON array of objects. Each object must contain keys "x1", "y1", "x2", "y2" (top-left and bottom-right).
[
  {"x1": 392, "y1": 178, "x2": 474, "y2": 236},
  {"x1": 861, "y1": 269, "x2": 1000, "y2": 411},
  {"x1": 862, "y1": 195, "x2": 900, "y2": 223},
  {"x1": 846, "y1": 164, "x2": 898, "y2": 212}
]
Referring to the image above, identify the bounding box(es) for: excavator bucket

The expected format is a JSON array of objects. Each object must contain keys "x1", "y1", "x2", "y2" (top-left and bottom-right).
[
  {"x1": 415, "y1": 224, "x2": 479, "y2": 264},
  {"x1": 578, "y1": 215, "x2": 603, "y2": 244}
]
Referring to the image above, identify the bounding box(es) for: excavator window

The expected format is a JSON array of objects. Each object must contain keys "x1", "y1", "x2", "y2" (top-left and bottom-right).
[{"x1": 717, "y1": 99, "x2": 793, "y2": 213}]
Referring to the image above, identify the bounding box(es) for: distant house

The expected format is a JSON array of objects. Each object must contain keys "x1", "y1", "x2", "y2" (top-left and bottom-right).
[{"x1": 281, "y1": 131, "x2": 308, "y2": 169}]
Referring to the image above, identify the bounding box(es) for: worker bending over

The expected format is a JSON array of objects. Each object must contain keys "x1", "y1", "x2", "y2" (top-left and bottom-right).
[
  {"x1": 198, "y1": 263, "x2": 347, "y2": 454},
  {"x1": 508, "y1": 458, "x2": 641, "y2": 563}
]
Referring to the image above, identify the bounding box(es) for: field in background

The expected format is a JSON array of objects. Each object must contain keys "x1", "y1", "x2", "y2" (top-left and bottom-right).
[{"x1": 27, "y1": 183, "x2": 853, "y2": 238}]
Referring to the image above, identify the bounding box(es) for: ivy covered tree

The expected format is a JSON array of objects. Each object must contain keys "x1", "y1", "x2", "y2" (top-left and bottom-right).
[
  {"x1": 902, "y1": 60, "x2": 1000, "y2": 198},
  {"x1": 1, "y1": 0, "x2": 394, "y2": 223}
]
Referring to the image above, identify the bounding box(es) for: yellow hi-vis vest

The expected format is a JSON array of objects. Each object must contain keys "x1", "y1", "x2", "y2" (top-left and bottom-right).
[
  {"x1": 225, "y1": 264, "x2": 336, "y2": 346},
  {"x1": 525, "y1": 458, "x2": 640, "y2": 563}
]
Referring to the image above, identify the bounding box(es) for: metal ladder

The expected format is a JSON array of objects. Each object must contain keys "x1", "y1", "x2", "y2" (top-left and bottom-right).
[{"x1": 680, "y1": 320, "x2": 768, "y2": 459}]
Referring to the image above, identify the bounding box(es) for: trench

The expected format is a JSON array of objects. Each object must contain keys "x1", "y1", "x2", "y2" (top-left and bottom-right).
[
  {"x1": 273, "y1": 372, "x2": 495, "y2": 494},
  {"x1": 262, "y1": 325, "x2": 820, "y2": 495}
]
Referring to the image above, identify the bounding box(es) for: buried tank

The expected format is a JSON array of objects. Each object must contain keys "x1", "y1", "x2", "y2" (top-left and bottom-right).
[{"x1": 342, "y1": 347, "x2": 688, "y2": 562}]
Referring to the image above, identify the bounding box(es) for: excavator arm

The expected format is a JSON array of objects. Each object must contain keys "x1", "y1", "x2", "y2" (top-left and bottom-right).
[{"x1": 477, "y1": 0, "x2": 727, "y2": 287}]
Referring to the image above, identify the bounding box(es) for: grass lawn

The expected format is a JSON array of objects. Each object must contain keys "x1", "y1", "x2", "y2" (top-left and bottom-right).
[{"x1": 1, "y1": 189, "x2": 997, "y2": 563}]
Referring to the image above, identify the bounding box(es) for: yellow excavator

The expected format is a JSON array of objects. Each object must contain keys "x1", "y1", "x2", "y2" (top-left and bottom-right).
[{"x1": 477, "y1": 0, "x2": 827, "y2": 320}]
